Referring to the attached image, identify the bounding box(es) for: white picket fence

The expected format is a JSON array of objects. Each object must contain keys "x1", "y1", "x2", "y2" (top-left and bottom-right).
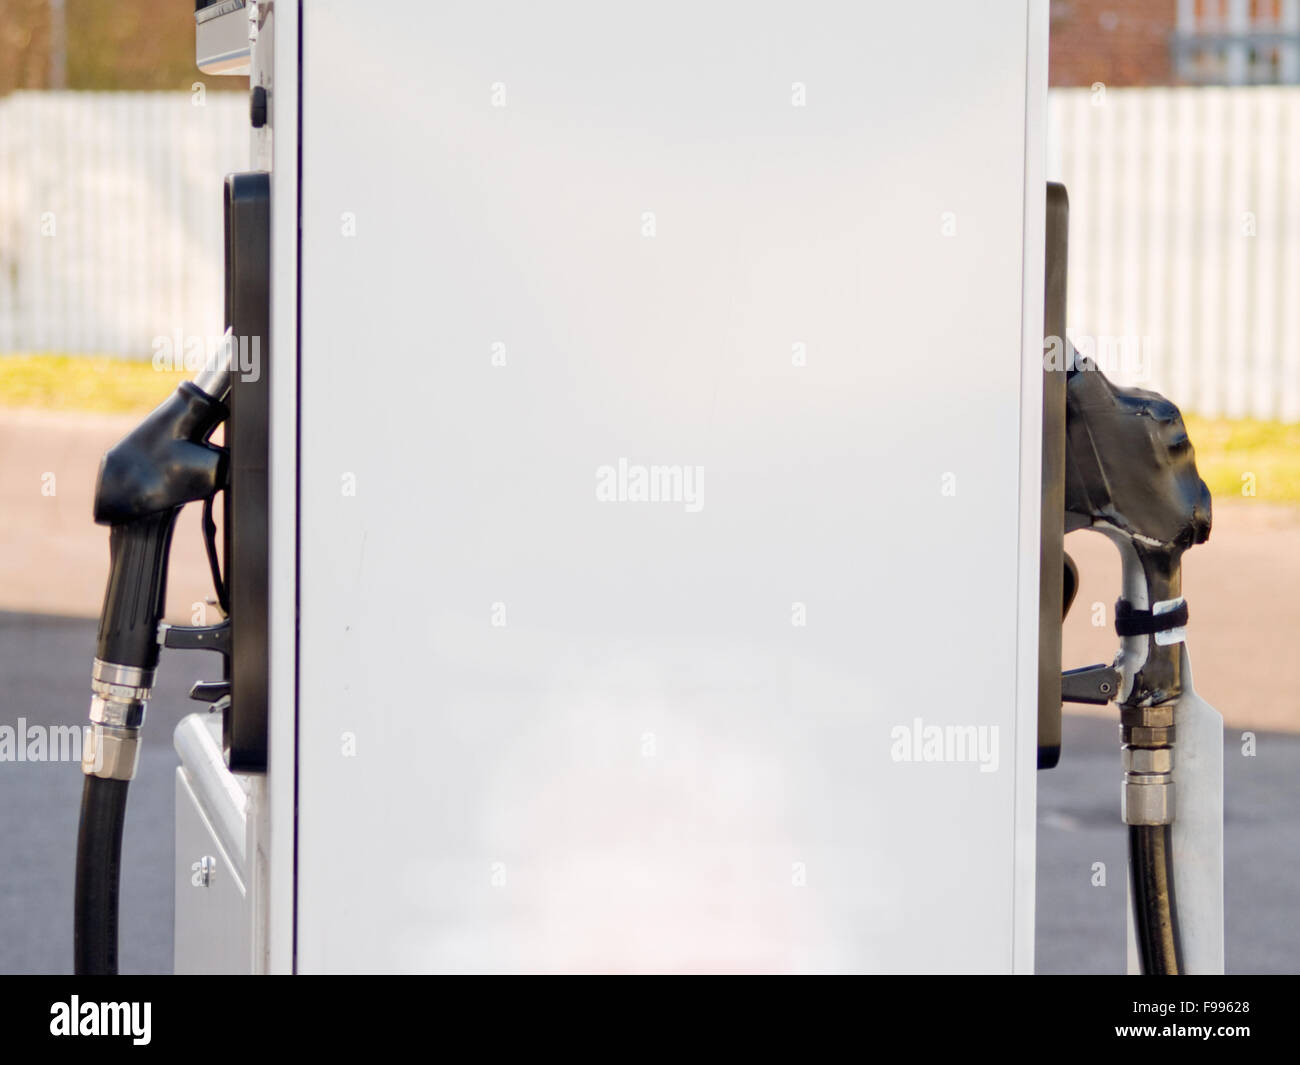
[
  {"x1": 1048, "y1": 86, "x2": 1300, "y2": 422},
  {"x1": 2, "y1": 88, "x2": 1299, "y2": 420},
  {"x1": 0, "y1": 91, "x2": 247, "y2": 359}
]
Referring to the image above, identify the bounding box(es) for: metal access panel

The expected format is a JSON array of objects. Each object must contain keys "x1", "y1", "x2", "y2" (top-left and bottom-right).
[
  {"x1": 292, "y1": 1, "x2": 1047, "y2": 973},
  {"x1": 174, "y1": 714, "x2": 251, "y2": 974}
]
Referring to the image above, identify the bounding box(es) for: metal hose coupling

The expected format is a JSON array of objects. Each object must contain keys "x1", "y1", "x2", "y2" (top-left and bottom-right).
[
  {"x1": 83, "y1": 660, "x2": 154, "y2": 781},
  {"x1": 1121, "y1": 704, "x2": 1175, "y2": 825},
  {"x1": 1116, "y1": 595, "x2": 1188, "y2": 826}
]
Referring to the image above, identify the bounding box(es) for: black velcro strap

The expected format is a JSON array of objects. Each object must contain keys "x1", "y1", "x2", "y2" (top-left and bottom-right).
[{"x1": 1115, "y1": 598, "x2": 1188, "y2": 637}]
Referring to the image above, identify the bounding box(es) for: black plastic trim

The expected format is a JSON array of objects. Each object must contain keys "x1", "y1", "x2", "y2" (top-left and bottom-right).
[
  {"x1": 223, "y1": 171, "x2": 271, "y2": 771},
  {"x1": 1039, "y1": 183, "x2": 1069, "y2": 770}
]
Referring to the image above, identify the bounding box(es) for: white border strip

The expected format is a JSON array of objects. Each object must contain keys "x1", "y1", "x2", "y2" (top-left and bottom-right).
[
  {"x1": 1013, "y1": 0, "x2": 1049, "y2": 974},
  {"x1": 265, "y1": 0, "x2": 300, "y2": 975}
]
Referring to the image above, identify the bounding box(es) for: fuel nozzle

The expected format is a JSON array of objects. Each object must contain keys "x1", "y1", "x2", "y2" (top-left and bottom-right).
[
  {"x1": 83, "y1": 337, "x2": 232, "y2": 781},
  {"x1": 1063, "y1": 351, "x2": 1212, "y2": 974},
  {"x1": 76, "y1": 337, "x2": 234, "y2": 975},
  {"x1": 1064, "y1": 354, "x2": 1211, "y2": 818}
]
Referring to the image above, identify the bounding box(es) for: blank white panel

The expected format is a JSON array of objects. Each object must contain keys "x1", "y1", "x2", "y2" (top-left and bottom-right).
[{"x1": 295, "y1": 0, "x2": 1040, "y2": 973}]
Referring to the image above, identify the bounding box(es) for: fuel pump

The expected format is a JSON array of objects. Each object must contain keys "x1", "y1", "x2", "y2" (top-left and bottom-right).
[{"x1": 73, "y1": 3, "x2": 1220, "y2": 971}]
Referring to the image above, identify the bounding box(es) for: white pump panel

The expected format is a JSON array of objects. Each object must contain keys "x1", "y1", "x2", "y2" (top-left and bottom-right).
[{"x1": 264, "y1": 0, "x2": 1050, "y2": 974}]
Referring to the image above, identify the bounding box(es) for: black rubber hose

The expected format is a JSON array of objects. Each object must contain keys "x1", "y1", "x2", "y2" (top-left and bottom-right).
[
  {"x1": 74, "y1": 775, "x2": 129, "y2": 975},
  {"x1": 1129, "y1": 823, "x2": 1184, "y2": 975}
]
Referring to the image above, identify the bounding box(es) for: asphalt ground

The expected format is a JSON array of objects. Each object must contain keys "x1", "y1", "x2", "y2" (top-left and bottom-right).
[{"x1": 1, "y1": 609, "x2": 1296, "y2": 974}]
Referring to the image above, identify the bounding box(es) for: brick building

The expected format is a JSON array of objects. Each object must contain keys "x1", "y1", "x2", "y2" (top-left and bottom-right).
[{"x1": 1049, "y1": 0, "x2": 1300, "y2": 86}]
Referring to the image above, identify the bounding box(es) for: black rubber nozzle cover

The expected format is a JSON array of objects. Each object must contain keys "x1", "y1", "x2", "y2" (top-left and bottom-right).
[{"x1": 93, "y1": 382, "x2": 228, "y2": 669}]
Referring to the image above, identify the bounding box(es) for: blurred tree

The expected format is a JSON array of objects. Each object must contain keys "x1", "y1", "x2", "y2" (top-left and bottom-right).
[
  {"x1": 0, "y1": 0, "x2": 238, "y2": 94},
  {"x1": 0, "y1": 0, "x2": 53, "y2": 91}
]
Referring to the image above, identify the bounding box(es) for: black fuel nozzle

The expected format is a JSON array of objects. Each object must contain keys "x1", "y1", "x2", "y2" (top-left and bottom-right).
[
  {"x1": 75, "y1": 339, "x2": 234, "y2": 976},
  {"x1": 1063, "y1": 351, "x2": 1211, "y2": 710},
  {"x1": 1062, "y1": 349, "x2": 1213, "y2": 976},
  {"x1": 83, "y1": 352, "x2": 231, "y2": 782},
  {"x1": 76, "y1": 344, "x2": 233, "y2": 975}
]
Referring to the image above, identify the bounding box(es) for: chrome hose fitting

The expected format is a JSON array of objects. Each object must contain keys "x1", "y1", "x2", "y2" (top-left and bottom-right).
[
  {"x1": 1120, "y1": 704, "x2": 1176, "y2": 825},
  {"x1": 83, "y1": 659, "x2": 154, "y2": 781}
]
